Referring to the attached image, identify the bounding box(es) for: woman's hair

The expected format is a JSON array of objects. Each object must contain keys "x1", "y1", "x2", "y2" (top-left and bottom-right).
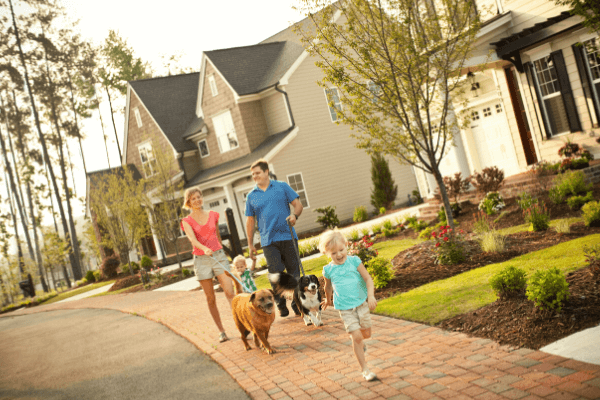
[
  {"x1": 232, "y1": 255, "x2": 246, "y2": 266},
  {"x1": 318, "y1": 229, "x2": 348, "y2": 254},
  {"x1": 182, "y1": 187, "x2": 203, "y2": 210}
]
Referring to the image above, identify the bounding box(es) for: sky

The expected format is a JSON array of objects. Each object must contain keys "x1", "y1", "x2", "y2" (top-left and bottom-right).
[{"x1": 59, "y1": 0, "x2": 307, "y2": 216}]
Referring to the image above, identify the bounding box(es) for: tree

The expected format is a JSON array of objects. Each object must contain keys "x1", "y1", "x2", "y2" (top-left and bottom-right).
[
  {"x1": 370, "y1": 153, "x2": 398, "y2": 211},
  {"x1": 295, "y1": 0, "x2": 482, "y2": 228},
  {"x1": 41, "y1": 227, "x2": 69, "y2": 291},
  {"x1": 89, "y1": 167, "x2": 151, "y2": 273}
]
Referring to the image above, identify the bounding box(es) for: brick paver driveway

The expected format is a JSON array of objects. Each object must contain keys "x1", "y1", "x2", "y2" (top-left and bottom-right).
[{"x1": 5, "y1": 291, "x2": 600, "y2": 400}]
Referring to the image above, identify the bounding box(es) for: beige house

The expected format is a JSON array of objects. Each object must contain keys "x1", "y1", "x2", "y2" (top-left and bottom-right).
[
  {"x1": 121, "y1": 18, "x2": 417, "y2": 261},
  {"x1": 414, "y1": 0, "x2": 600, "y2": 197}
]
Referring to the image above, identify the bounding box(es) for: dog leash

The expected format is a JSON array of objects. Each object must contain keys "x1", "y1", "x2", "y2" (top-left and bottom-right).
[{"x1": 288, "y1": 219, "x2": 305, "y2": 277}]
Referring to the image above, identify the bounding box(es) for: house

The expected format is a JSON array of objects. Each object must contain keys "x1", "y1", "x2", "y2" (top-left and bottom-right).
[
  {"x1": 120, "y1": 15, "x2": 418, "y2": 262},
  {"x1": 413, "y1": 0, "x2": 600, "y2": 197}
]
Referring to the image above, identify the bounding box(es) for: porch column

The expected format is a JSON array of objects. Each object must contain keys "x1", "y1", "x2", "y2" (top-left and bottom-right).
[
  {"x1": 447, "y1": 101, "x2": 471, "y2": 178},
  {"x1": 146, "y1": 209, "x2": 163, "y2": 260},
  {"x1": 223, "y1": 183, "x2": 246, "y2": 240}
]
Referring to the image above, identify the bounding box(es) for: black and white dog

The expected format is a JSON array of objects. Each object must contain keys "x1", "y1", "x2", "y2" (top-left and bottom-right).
[{"x1": 269, "y1": 273, "x2": 323, "y2": 326}]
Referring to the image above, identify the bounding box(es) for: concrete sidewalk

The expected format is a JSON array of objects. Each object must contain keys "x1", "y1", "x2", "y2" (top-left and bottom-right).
[{"x1": 5, "y1": 291, "x2": 600, "y2": 400}]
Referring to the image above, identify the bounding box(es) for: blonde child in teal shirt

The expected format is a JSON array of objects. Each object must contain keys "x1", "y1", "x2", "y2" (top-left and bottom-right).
[{"x1": 320, "y1": 229, "x2": 378, "y2": 381}]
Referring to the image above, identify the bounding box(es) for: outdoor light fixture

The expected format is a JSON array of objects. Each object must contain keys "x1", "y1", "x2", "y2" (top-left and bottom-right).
[{"x1": 467, "y1": 71, "x2": 480, "y2": 97}]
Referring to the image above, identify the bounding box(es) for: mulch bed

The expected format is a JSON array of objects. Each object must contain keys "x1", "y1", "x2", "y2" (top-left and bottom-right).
[
  {"x1": 371, "y1": 180, "x2": 600, "y2": 350},
  {"x1": 109, "y1": 270, "x2": 192, "y2": 293}
]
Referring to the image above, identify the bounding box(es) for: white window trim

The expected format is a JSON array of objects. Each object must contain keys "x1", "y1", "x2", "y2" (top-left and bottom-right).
[
  {"x1": 212, "y1": 110, "x2": 239, "y2": 154},
  {"x1": 208, "y1": 74, "x2": 218, "y2": 97},
  {"x1": 324, "y1": 88, "x2": 342, "y2": 122},
  {"x1": 134, "y1": 107, "x2": 142, "y2": 127},
  {"x1": 286, "y1": 172, "x2": 310, "y2": 209},
  {"x1": 138, "y1": 141, "x2": 156, "y2": 178},
  {"x1": 198, "y1": 139, "x2": 210, "y2": 158}
]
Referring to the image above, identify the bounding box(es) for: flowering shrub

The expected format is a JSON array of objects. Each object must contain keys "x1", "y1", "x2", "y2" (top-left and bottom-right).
[
  {"x1": 478, "y1": 192, "x2": 505, "y2": 215},
  {"x1": 524, "y1": 202, "x2": 550, "y2": 231},
  {"x1": 348, "y1": 237, "x2": 378, "y2": 265},
  {"x1": 431, "y1": 225, "x2": 466, "y2": 265}
]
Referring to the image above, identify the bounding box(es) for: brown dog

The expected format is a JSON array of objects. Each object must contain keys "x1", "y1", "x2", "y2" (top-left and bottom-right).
[{"x1": 231, "y1": 289, "x2": 277, "y2": 354}]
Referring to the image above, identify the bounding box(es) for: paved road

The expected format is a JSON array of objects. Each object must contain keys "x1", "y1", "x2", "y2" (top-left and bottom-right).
[{"x1": 0, "y1": 309, "x2": 250, "y2": 400}]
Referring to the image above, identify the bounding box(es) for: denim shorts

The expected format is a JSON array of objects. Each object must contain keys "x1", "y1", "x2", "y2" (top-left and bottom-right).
[
  {"x1": 193, "y1": 249, "x2": 228, "y2": 281},
  {"x1": 339, "y1": 301, "x2": 372, "y2": 333}
]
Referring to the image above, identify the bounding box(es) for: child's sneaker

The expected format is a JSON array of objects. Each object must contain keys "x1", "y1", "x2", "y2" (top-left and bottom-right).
[{"x1": 362, "y1": 369, "x2": 377, "y2": 381}]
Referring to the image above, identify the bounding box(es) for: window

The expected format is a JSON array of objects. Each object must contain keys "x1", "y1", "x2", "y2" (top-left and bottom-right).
[
  {"x1": 138, "y1": 142, "x2": 157, "y2": 178},
  {"x1": 208, "y1": 75, "x2": 218, "y2": 96},
  {"x1": 324, "y1": 88, "x2": 342, "y2": 122},
  {"x1": 212, "y1": 110, "x2": 239, "y2": 153},
  {"x1": 287, "y1": 173, "x2": 309, "y2": 208},
  {"x1": 209, "y1": 201, "x2": 220, "y2": 208},
  {"x1": 134, "y1": 107, "x2": 142, "y2": 127},
  {"x1": 367, "y1": 81, "x2": 381, "y2": 103},
  {"x1": 532, "y1": 56, "x2": 570, "y2": 135},
  {"x1": 496, "y1": 103, "x2": 503, "y2": 113},
  {"x1": 198, "y1": 139, "x2": 210, "y2": 158},
  {"x1": 471, "y1": 111, "x2": 480, "y2": 120},
  {"x1": 483, "y1": 107, "x2": 492, "y2": 117}
]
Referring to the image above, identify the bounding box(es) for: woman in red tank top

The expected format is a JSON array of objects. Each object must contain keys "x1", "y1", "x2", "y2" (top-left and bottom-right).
[{"x1": 181, "y1": 187, "x2": 234, "y2": 343}]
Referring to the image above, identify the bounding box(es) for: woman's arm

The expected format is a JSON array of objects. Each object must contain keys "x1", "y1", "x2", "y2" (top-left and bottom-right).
[
  {"x1": 182, "y1": 221, "x2": 212, "y2": 255},
  {"x1": 357, "y1": 263, "x2": 377, "y2": 311}
]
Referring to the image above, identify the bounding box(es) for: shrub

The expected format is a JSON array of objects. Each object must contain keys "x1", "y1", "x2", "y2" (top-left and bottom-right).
[
  {"x1": 438, "y1": 203, "x2": 461, "y2": 222},
  {"x1": 101, "y1": 256, "x2": 120, "y2": 278},
  {"x1": 353, "y1": 206, "x2": 369, "y2": 223},
  {"x1": 371, "y1": 223, "x2": 383, "y2": 234},
  {"x1": 472, "y1": 211, "x2": 491, "y2": 234},
  {"x1": 567, "y1": 191, "x2": 594, "y2": 210},
  {"x1": 493, "y1": 211, "x2": 508, "y2": 224},
  {"x1": 570, "y1": 157, "x2": 590, "y2": 170},
  {"x1": 76, "y1": 278, "x2": 87, "y2": 286},
  {"x1": 490, "y1": 266, "x2": 526, "y2": 299},
  {"x1": 347, "y1": 229, "x2": 360, "y2": 242},
  {"x1": 383, "y1": 219, "x2": 393, "y2": 230},
  {"x1": 379, "y1": 207, "x2": 387, "y2": 215},
  {"x1": 419, "y1": 226, "x2": 435, "y2": 240},
  {"x1": 131, "y1": 262, "x2": 140, "y2": 272},
  {"x1": 410, "y1": 220, "x2": 428, "y2": 233},
  {"x1": 182, "y1": 268, "x2": 192, "y2": 278},
  {"x1": 366, "y1": 257, "x2": 393, "y2": 289},
  {"x1": 443, "y1": 172, "x2": 471, "y2": 205},
  {"x1": 548, "y1": 185, "x2": 566, "y2": 204},
  {"x1": 526, "y1": 267, "x2": 569, "y2": 312},
  {"x1": 122, "y1": 264, "x2": 130, "y2": 274},
  {"x1": 470, "y1": 166, "x2": 505, "y2": 196},
  {"x1": 553, "y1": 170, "x2": 592, "y2": 197},
  {"x1": 479, "y1": 230, "x2": 506, "y2": 253},
  {"x1": 348, "y1": 237, "x2": 378, "y2": 265},
  {"x1": 524, "y1": 202, "x2": 550, "y2": 231},
  {"x1": 314, "y1": 206, "x2": 340, "y2": 229},
  {"x1": 582, "y1": 201, "x2": 600, "y2": 227},
  {"x1": 478, "y1": 192, "x2": 505, "y2": 215},
  {"x1": 529, "y1": 161, "x2": 559, "y2": 191},
  {"x1": 370, "y1": 153, "x2": 398, "y2": 210},
  {"x1": 85, "y1": 270, "x2": 96, "y2": 283},
  {"x1": 584, "y1": 244, "x2": 600, "y2": 286},
  {"x1": 554, "y1": 219, "x2": 570, "y2": 234},
  {"x1": 140, "y1": 256, "x2": 153, "y2": 270},
  {"x1": 299, "y1": 238, "x2": 319, "y2": 257},
  {"x1": 431, "y1": 225, "x2": 466, "y2": 265},
  {"x1": 382, "y1": 227, "x2": 399, "y2": 237},
  {"x1": 517, "y1": 192, "x2": 538, "y2": 211},
  {"x1": 412, "y1": 189, "x2": 423, "y2": 204},
  {"x1": 93, "y1": 270, "x2": 101, "y2": 281},
  {"x1": 435, "y1": 219, "x2": 458, "y2": 229},
  {"x1": 360, "y1": 227, "x2": 371, "y2": 238}
]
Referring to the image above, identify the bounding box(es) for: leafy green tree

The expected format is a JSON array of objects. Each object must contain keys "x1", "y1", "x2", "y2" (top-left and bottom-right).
[
  {"x1": 41, "y1": 227, "x2": 69, "y2": 291},
  {"x1": 370, "y1": 153, "x2": 398, "y2": 211},
  {"x1": 295, "y1": 0, "x2": 482, "y2": 228}
]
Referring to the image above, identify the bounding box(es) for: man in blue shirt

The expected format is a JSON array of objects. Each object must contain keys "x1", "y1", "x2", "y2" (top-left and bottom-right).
[{"x1": 245, "y1": 159, "x2": 303, "y2": 317}]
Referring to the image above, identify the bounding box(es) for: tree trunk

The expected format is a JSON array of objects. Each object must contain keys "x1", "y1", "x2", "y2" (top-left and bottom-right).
[
  {"x1": 430, "y1": 158, "x2": 456, "y2": 230},
  {"x1": 94, "y1": 84, "x2": 111, "y2": 168},
  {"x1": 4, "y1": 175, "x2": 24, "y2": 275},
  {"x1": 104, "y1": 85, "x2": 122, "y2": 160},
  {"x1": 65, "y1": 71, "x2": 87, "y2": 175},
  {"x1": 8, "y1": 0, "x2": 82, "y2": 282}
]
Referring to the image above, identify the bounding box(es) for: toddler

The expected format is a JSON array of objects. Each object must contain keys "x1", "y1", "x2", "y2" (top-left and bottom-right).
[
  {"x1": 319, "y1": 229, "x2": 378, "y2": 381},
  {"x1": 231, "y1": 255, "x2": 257, "y2": 295}
]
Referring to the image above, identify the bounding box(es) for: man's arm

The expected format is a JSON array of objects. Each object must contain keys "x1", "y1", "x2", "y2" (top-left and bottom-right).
[
  {"x1": 287, "y1": 198, "x2": 303, "y2": 226},
  {"x1": 246, "y1": 216, "x2": 256, "y2": 260}
]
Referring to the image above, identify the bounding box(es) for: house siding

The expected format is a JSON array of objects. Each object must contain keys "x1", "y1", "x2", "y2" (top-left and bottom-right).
[
  {"x1": 272, "y1": 55, "x2": 418, "y2": 234},
  {"x1": 504, "y1": 0, "x2": 569, "y2": 34},
  {"x1": 239, "y1": 101, "x2": 269, "y2": 152},
  {"x1": 182, "y1": 152, "x2": 202, "y2": 179},
  {"x1": 261, "y1": 91, "x2": 291, "y2": 134}
]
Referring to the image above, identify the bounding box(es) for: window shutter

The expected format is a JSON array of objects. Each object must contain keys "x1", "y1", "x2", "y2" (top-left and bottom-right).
[
  {"x1": 572, "y1": 43, "x2": 600, "y2": 126},
  {"x1": 525, "y1": 62, "x2": 552, "y2": 139},
  {"x1": 551, "y1": 50, "x2": 582, "y2": 132}
]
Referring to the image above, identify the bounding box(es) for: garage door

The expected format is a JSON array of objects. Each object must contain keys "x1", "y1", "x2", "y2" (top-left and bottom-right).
[{"x1": 470, "y1": 101, "x2": 519, "y2": 177}]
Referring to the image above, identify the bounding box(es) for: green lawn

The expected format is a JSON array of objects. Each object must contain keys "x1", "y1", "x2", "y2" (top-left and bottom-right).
[
  {"x1": 375, "y1": 234, "x2": 599, "y2": 325},
  {"x1": 41, "y1": 280, "x2": 116, "y2": 305}
]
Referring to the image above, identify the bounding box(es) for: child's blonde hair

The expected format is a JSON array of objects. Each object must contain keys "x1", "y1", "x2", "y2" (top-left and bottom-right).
[
  {"x1": 318, "y1": 229, "x2": 348, "y2": 254},
  {"x1": 232, "y1": 255, "x2": 246, "y2": 267}
]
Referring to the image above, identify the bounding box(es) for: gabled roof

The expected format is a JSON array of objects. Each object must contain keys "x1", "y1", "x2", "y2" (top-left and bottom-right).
[
  {"x1": 185, "y1": 128, "x2": 295, "y2": 188},
  {"x1": 129, "y1": 72, "x2": 200, "y2": 153},
  {"x1": 204, "y1": 41, "x2": 304, "y2": 96}
]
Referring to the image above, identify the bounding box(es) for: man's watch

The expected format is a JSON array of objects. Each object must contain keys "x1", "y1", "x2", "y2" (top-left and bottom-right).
[{"x1": 294, "y1": 213, "x2": 299, "y2": 220}]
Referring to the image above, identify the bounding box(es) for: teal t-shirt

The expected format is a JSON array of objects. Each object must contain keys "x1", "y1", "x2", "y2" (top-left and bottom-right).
[{"x1": 322, "y1": 255, "x2": 367, "y2": 310}]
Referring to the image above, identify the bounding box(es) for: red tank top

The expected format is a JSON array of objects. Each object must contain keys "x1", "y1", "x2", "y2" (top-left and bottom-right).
[{"x1": 181, "y1": 211, "x2": 222, "y2": 256}]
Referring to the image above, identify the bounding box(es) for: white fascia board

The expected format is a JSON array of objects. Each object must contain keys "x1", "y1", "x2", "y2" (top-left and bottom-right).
[
  {"x1": 264, "y1": 126, "x2": 299, "y2": 161},
  {"x1": 130, "y1": 87, "x2": 179, "y2": 156},
  {"x1": 205, "y1": 57, "x2": 241, "y2": 103},
  {"x1": 122, "y1": 85, "x2": 131, "y2": 165},
  {"x1": 476, "y1": 12, "x2": 513, "y2": 40},
  {"x1": 237, "y1": 85, "x2": 278, "y2": 103},
  {"x1": 197, "y1": 54, "x2": 206, "y2": 119}
]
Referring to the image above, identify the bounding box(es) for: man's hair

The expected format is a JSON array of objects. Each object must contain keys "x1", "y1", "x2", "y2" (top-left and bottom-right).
[
  {"x1": 182, "y1": 187, "x2": 203, "y2": 210},
  {"x1": 250, "y1": 158, "x2": 269, "y2": 172},
  {"x1": 318, "y1": 229, "x2": 348, "y2": 255}
]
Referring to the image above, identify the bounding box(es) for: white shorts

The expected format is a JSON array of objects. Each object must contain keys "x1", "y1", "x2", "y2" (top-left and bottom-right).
[
  {"x1": 193, "y1": 249, "x2": 228, "y2": 280},
  {"x1": 338, "y1": 301, "x2": 372, "y2": 333}
]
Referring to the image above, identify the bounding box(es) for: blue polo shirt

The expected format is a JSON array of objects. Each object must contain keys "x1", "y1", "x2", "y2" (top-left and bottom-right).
[{"x1": 245, "y1": 180, "x2": 299, "y2": 247}]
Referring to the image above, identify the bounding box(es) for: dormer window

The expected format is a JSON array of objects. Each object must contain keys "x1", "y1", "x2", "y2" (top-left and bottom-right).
[
  {"x1": 208, "y1": 75, "x2": 218, "y2": 97},
  {"x1": 138, "y1": 142, "x2": 157, "y2": 178},
  {"x1": 134, "y1": 107, "x2": 142, "y2": 127},
  {"x1": 198, "y1": 139, "x2": 210, "y2": 158},
  {"x1": 212, "y1": 110, "x2": 239, "y2": 153}
]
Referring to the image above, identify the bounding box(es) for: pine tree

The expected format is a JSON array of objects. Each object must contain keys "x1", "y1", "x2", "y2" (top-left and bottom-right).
[{"x1": 370, "y1": 153, "x2": 398, "y2": 211}]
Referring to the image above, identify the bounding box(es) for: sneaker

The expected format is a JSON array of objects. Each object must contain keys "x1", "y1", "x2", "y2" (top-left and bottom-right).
[
  {"x1": 219, "y1": 332, "x2": 229, "y2": 343},
  {"x1": 362, "y1": 369, "x2": 377, "y2": 381},
  {"x1": 279, "y1": 306, "x2": 290, "y2": 318}
]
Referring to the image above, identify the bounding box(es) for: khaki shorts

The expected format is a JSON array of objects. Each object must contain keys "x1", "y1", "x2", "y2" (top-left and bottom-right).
[
  {"x1": 193, "y1": 249, "x2": 228, "y2": 281},
  {"x1": 339, "y1": 301, "x2": 372, "y2": 333}
]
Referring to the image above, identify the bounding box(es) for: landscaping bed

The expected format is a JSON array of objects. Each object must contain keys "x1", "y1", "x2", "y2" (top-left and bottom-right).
[{"x1": 109, "y1": 268, "x2": 193, "y2": 293}]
